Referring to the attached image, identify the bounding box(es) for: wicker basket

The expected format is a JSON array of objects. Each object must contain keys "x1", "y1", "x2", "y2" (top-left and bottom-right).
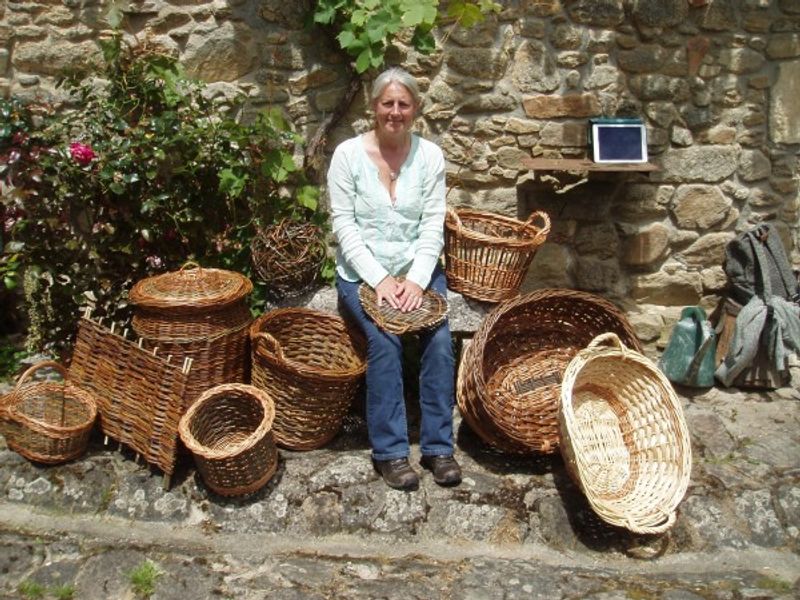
[
  {"x1": 457, "y1": 289, "x2": 642, "y2": 454},
  {"x1": 559, "y1": 333, "x2": 692, "y2": 534},
  {"x1": 444, "y1": 207, "x2": 550, "y2": 303},
  {"x1": 179, "y1": 383, "x2": 278, "y2": 497},
  {"x1": 0, "y1": 361, "x2": 97, "y2": 464},
  {"x1": 250, "y1": 219, "x2": 326, "y2": 299},
  {"x1": 69, "y1": 317, "x2": 191, "y2": 485},
  {"x1": 250, "y1": 308, "x2": 366, "y2": 450},
  {"x1": 129, "y1": 262, "x2": 253, "y2": 408},
  {"x1": 358, "y1": 280, "x2": 448, "y2": 334}
]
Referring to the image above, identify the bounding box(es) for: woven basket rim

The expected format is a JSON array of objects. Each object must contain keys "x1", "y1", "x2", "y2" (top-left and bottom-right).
[
  {"x1": 3, "y1": 361, "x2": 97, "y2": 435},
  {"x1": 179, "y1": 383, "x2": 275, "y2": 459},
  {"x1": 357, "y1": 281, "x2": 448, "y2": 334},
  {"x1": 445, "y1": 207, "x2": 551, "y2": 249},
  {"x1": 129, "y1": 263, "x2": 253, "y2": 310},
  {"x1": 559, "y1": 333, "x2": 692, "y2": 534},
  {"x1": 249, "y1": 308, "x2": 366, "y2": 379}
]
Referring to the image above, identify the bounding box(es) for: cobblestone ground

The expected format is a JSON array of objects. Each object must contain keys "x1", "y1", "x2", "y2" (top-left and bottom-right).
[{"x1": 1, "y1": 369, "x2": 799, "y2": 599}]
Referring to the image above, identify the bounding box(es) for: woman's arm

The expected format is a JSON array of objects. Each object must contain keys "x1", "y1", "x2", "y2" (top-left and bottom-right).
[
  {"x1": 405, "y1": 142, "x2": 446, "y2": 290},
  {"x1": 328, "y1": 142, "x2": 389, "y2": 289}
]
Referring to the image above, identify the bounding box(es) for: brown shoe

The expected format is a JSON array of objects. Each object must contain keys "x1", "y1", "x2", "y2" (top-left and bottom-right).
[
  {"x1": 420, "y1": 455, "x2": 462, "y2": 486},
  {"x1": 373, "y1": 458, "x2": 419, "y2": 491}
]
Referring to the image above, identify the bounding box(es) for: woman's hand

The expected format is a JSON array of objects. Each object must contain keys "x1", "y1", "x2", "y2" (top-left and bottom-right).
[
  {"x1": 394, "y1": 279, "x2": 424, "y2": 313},
  {"x1": 374, "y1": 275, "x2": 400, "y2": 310}
]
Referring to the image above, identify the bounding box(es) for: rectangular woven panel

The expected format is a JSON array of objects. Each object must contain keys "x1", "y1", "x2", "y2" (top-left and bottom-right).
[{"x1": 68, "y1": 317, "x2": 190, "y2": 477}]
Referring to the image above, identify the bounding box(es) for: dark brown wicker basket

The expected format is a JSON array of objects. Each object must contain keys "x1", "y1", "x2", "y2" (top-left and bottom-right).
[
  {"x1": 249, "y1": 308, "x2": 366, "y2": 450},
  {"x1": 68, "y1": 317, "x2": 190, "y2": 484},
  {"x1": 358, "y1": 281, "x2": 448, "y2": 334},
  {"x1": 250, "y1": 219, "x2": 326, "y2": 299},
  {"x1": 179, "y1": 383, "x2": 278, "y2": 497},
  {"x1": 129, "y1": 262, "x2": 253, "y2": 408},
  {"x1": 457, "y1": 289, "x2": 642, "y2": 454},
  {"x1": 0, "y1": 361, "x2": 97, "y2": 464},
  {"x1": 444, "y1": 207, "x2": 550, "y2": 303}
]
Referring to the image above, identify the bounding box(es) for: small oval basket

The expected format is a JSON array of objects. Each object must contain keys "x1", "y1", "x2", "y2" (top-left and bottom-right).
[
  {"x1": 358, "y1": 281, "x2": 448, "y2": 334},
  {"x1": 250, "y1": 308, "x2": 367, "y2": 450},
  {"x1": 0, "y1": 361, "x2": 97, "y2": 464},
  {"x1": 179, "y1": 383, "x2": 278, "y2": 497},
  {"x1": 444, "y1": 207, "x2": 550, "y2": 303},
  {"x1": 559, "y1": 333, "x2": 692, "y2": 534}
]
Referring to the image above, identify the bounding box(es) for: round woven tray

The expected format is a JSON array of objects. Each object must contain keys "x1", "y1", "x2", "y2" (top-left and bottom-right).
[
  {"x1": 457, "y1": 289, "x2": 642, "y2": 454},
  {"x1": 179, "y1": 383, "x2": 278, "y2": 497},
  {"x1": 444, "y1": 207, "x2": 550, "y2": 303},
  {"x1": 249, "y1": 308, "x2": 367, "y2": 451},
  {"x1": 0, "y1": 361, "x2": 97, "y2": 464},
  {"x1": 559, "y1": 333, "x2": 692, "y2": 534},
  {"x1": 358, "y1": 281, "x2": 448, "y2": 334}
]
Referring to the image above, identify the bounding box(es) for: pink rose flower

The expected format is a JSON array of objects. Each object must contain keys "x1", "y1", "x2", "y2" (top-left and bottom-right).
[{"x1": 69, "y1": 142, "x2": 96, "y2": 166}]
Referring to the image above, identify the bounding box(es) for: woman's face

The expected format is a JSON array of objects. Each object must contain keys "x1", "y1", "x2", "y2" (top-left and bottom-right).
[{"x1": 373, "y1": 81, "x2": 417, "y2": 137}]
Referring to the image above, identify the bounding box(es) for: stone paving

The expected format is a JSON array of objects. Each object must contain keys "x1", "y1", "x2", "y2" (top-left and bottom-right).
[{"x1": 1, "y1": 359, "x2": 799, "y2": 599}]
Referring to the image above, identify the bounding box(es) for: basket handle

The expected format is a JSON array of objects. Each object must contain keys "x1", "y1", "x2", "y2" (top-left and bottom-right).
[
  {"x1": 179, "y1": 261, "x2": 202, "y2": 272},
  {"x1": 628, "y1": 509, "x2": 676, "y2": 534},
  {"x1": 523, "y1": 210, "x2": 551, "y2": 236},
  {"x1": 446, "y1": 206, "x2": 464, "y2": 234},
  {"x1": 14, "y1": 361, "x2": 67, "y2": 392},
  {"x1": 587, "y1": 332, "x2": 627, "y2": 352},
  {"x1": 253, "y1": 332, "x2": 285, "y2": 361}
]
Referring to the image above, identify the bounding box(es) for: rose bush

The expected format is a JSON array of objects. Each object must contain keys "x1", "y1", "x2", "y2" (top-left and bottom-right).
[{"x1": 0, "y1": 35, "x2": 325, "y2": 354}]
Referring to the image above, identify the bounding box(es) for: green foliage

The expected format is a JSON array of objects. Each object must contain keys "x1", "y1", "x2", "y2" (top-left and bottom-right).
[
  {"x1": 1, "y1": 35, "x2": 325, "y2": 352},
  {"x1": 0, "y1": 341, "x2": 27, "y2": 381},
  {"x1": 129, "y1": 560, "x2": 162, "y2": 598},
  {"x1": 53, "y1": 585, "x2": 76, "y2": 600},
  {"x1": 17, "y1": 580, "x2": 46, "y2": 600},
  {"x1": 314, "y1": 0, "x2": 501, "y2": 73}
]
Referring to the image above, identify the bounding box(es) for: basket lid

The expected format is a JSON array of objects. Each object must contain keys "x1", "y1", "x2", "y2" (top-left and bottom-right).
[{"x1": 130, "y1": 262, "x2": 253, "y2": 310}]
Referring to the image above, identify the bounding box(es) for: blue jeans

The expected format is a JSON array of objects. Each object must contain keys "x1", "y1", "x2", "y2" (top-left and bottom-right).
[{"x1": 336, "y1": 265, "x2": 455, "y2": 461}]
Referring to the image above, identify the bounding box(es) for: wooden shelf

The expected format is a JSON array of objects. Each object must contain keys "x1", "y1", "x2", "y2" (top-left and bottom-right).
[{"x1": 522, "y1": 157, "x2": 659, "y2": 173}]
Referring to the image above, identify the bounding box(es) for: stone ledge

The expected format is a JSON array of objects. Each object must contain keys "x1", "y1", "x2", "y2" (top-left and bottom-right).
[{"x1": 274, "y1": 284, "x2": 494, "y2": 337}]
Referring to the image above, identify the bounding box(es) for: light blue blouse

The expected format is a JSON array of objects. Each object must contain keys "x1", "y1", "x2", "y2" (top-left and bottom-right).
[{"x1": 327, "y1": 133, "x2": 446, "y2": 290}]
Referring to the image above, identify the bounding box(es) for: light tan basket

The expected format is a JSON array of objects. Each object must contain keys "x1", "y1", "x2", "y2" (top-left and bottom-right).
[
  {"x1": 559, "y1": 333, "x2": 692, "y2": 534},
  {"x1": 358, "y1": 280, "x2": 448, "y2": 335}
]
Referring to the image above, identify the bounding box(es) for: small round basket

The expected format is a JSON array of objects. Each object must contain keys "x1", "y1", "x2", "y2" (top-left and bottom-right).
[
  {"x1": 559, "y1": 333, "x2": 692, "y2": 534},
  {"x1": 250, "y1": 220, "x2": 326, "y2": 299},
  {"x1": 0, "y1": 361, "x2": 97, "y2": 464},
  {"x1": 250, "y1": 308, "x2": 367, "y2": 450},
  {"x1": 178, "y1": 383, "x2": 278, "y2": 497},
  {"x1": 358, "y1": 281, "x2": 448, "y2": 334},
  {"x1": 457, "y1": 289, "x2": 642, "y2": 454},
  {"x1": 444, "y1": 207, "x2": 550, "y2": 303}
]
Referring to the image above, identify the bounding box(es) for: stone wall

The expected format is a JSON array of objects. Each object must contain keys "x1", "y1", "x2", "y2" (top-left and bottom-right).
[{"x1": 2, "y1": 0, "x2": 799, "y2": 339}]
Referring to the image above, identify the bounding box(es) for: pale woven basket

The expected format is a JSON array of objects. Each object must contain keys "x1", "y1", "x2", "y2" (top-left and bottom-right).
[{"x1": 558, "y1": 333, "x2": 692, "y2": 534}]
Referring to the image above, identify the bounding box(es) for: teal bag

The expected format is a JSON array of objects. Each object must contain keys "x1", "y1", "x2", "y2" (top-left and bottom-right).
[{"x1": 658, "y1": 306, "x2": 717, "y2": 388}]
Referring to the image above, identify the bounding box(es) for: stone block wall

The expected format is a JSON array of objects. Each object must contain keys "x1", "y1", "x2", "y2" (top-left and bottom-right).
[{"x1": 2, "y1": 0, "x2": 799, "y2": 340}]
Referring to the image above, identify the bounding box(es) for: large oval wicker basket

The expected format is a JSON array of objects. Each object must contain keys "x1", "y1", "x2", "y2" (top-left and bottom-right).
[
  {"x1": 179, "y1": 383, "x2": 278, "y2": 497},
  {"x1": 457, "y1": 289, "x2": 642, "y2": 454},
  {"x1": 0, "y1": 361, "x2": 97, "y2": 464},
  {"x1": 444, "y1": 207, "x2": 550, "y2": 303},
  {"x1": 249, "y1": 308, "x2": 366, "y2": 450},
  {"x1": 129, "y1": 262, "x2": 253, "y2": 408},
  {"x1": 559, "y1": 333, "x2": 692, "y2": 534}
]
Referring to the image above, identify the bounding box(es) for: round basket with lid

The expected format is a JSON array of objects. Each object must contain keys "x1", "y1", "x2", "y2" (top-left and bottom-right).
[{"x1": 130, "y1": 262, "x2": 253, "y2": 408}]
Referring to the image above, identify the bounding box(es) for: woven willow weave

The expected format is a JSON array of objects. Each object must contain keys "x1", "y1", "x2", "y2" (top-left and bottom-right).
[
  {"x1": 444, "y1": 207, "x2": 550, "y2": 302},
  {"x1": 179, "y1": 383, "x2": 278, "y2": 497},
  {"x1": 559, "y1": 333, "x2": 692, "y2": 534},
  {"x1": 457, "y1": 289, "x2": 642, "y2": 454},
  {"x1": 358, "y1": 281, "x2": 448, "y2": 334},
  {"x1": 250, "y1": 308, "x2": 366, "y2": 450},
  {"x1": 0, "y1": 361, "x2": 96, "y2": 464}
]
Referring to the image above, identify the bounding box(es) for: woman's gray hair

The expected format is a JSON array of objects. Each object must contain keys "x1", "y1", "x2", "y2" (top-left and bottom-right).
[{"x1": 370, "y1": 67, "x2": 421, "y2": 106}]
